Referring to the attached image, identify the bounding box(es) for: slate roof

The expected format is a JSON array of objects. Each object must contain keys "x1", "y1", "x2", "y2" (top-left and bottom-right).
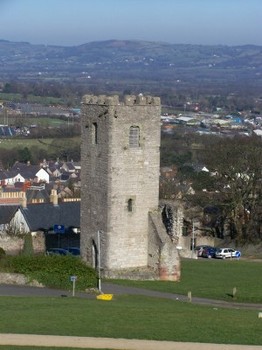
[
  {"x1": 0, "y1": 170, "x2": 20, "y2": 180},
  {"x1": 11, "y1": 162, "x2": 40, "y2": 180},
  {"x1": 20, "y1": 201, "x2": 80, "y2": 232},
  {"x1": 0, "y1": 205, "x2": 18, "y2": 224},
  {"x1": 26, "y1": 189, "x2": 50, "y2": 203}
]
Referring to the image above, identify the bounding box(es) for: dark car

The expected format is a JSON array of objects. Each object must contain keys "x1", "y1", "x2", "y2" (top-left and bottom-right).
[
  {"x1": 195, "y1": 245, "x2": 213, "y2": 257},
  {"x1": 202, "y1": 246, "x2": 217, "y2": 258},
  {"x1": 46, "y1": 248, "x2": 70, "y2": 256},
  {"x1": 65, "y1": 247, "x2": 80, "y2": 256}
]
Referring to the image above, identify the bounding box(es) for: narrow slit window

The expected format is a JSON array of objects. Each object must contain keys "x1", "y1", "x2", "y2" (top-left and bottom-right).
[
  {"x1": 129, "y1": 126, "x2": 140, "y2": 148},
  {"x1": 92, "y1": 122, "x2": 98, "y2": 144},
  {"x1": 127, "y1": 198, "x2": 133, "y2": 212}
]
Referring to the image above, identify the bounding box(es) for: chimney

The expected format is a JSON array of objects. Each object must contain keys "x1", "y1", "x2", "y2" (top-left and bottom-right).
[
  {"x1": 50, "y1": 189, "x2": 58, "y2": 206},
  {"x1": 21, "y1": 192, "x2": 27, "y2": 209}
]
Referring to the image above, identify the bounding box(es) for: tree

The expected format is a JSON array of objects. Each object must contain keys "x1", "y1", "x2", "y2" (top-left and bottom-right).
[
  {"x1": 18, "y1": 147, "x2": 32, "y2": 163},
  {"x1": 201, "y1": 136, "x2": 262, "y2": 243}
]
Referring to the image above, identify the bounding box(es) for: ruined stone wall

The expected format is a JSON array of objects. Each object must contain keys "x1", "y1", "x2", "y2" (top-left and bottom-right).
[
  {"x1": 0, "y1": 234, "x2": 24, "y2": 255},
  {"x1": 148, "y1": 209, "x2": 180, "y2": 281},
  {"x1": 81, "y1": 95, "x2": 161, "y2": 271},
  {"x1": 0, "y1": 232, "x2": 45, "y2": 255}
]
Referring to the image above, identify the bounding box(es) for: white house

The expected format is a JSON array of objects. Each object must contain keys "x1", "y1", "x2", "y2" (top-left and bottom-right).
[{"x1": 35, "y1": 168, "x2": 49, "y2": 183}]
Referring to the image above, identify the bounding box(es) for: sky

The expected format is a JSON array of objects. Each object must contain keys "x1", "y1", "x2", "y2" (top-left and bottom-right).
[{"x1": 1, "y1": 0, "x2": 262, "y2": 47}]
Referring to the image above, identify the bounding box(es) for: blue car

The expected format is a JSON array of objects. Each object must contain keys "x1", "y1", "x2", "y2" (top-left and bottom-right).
[
  {"x1": 202, "y1": 247, "x2": 217, "y2": 258},
  {"x1": 46, "y1": 248, "x2": 70, "y2": 256},
  {"x1": 65, "y1": 247, "x2": 80, "y2": 256}
]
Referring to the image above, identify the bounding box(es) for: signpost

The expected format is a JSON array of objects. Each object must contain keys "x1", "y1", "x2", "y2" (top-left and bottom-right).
[
  {"x1": 53, "y1": 225, "x2": 65, "y2": 234},
  {"x1": 70, "y1": 275, "x2": 77, "y2": 297},
  {"x1": 54, "y1": 225, "x2": 65, "y2": 248}
]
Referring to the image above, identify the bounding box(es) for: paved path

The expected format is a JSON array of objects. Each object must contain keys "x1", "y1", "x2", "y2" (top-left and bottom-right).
[
  {"x1": 0, "y1": 334, "x2": 261, "y2": 350},
  {"x1": 102, "y1": 283, "x2": 262, "y2": 310},
  {"x1": 1, "y1": 283, "x2": 262, "y2": 310}
]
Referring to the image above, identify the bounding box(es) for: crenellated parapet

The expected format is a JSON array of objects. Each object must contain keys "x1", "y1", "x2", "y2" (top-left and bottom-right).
[{"x1": 82, "y1": 94, "x2": 160, "y2": 106}]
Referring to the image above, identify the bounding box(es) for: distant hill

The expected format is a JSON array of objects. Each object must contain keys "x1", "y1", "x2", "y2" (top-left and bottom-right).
[{"x1": 0, "y1": 39, "x2": 262, "y2": 93}]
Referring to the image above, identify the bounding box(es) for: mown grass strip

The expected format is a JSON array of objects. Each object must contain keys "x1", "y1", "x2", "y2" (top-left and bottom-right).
[
  {"x1": 0, "y1": 295, "x2": 261, "y2": 345},
  {"x1": 110, "y1": 258, "x2": 262, "y2": 303}
]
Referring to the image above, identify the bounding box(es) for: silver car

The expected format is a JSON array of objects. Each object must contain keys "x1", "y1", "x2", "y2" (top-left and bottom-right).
[{"x1": 215, "y1": 248, "x2": 241, "y2": 259}]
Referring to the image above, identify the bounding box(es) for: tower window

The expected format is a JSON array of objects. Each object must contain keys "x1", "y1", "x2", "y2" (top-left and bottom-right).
[
  {"x1": 92, "y1": 122, "x2": 98, "y2": 144},
  {"x1": 127, "y1": 198, "x2": 133, "y2": 212},
  {"x1": 129, "y1": 126, "x2": 140, "y2": 148}
]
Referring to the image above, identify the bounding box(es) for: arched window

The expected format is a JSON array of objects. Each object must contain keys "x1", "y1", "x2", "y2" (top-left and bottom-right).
[
  {"x1": 127, "y1": 198, "x2": 133, "y2": 212},
  {"x1": 92, "y1": 240, "x2": 98, "y2": 268},
  {"x1": 92, "y1": 122, "x2": 98, "y2": 144},
  {"x1": 129, "y1": 126, "x2": 140, "y2": 148}
]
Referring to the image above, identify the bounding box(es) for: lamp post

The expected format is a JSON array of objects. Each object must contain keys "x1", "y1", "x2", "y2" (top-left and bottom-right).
[
  {"x1": 191, "y1": 220, "x2": 195, "y2": 258},
  {"x1": 97, "y1": 230, "x2": 102, "y2": 293}
]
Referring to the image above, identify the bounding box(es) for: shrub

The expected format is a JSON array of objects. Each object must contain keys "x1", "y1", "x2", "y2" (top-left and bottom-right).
[
  {"x1": 3, "y1": 255, "x2": 97, "y2": 291},
  {"x1": 0, "y1": 247, "x2": 6, "y2": 259},
  {"x1": 21, "y1": 234, "x2": 34, "y2": 256}
]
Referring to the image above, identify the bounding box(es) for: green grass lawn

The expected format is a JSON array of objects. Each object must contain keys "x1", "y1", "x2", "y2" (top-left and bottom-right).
[
  {"x1": 0, "y1": 137, "x2": 80, "y2": 150},
  {"x1": 0, "y1": 116, "x2": 69, "y2": 127},
  {"x1": 0, "y1": 295, "x2": 261, "y2": 345},
  {"x1": 110, "y1": 258, "x2": 262, "y2": 303},
  {"x1": 0, "y1": 138, "x2": 53, "y2": 150},
  {"x1": 0, "y1": 93, "x2": 64, "y2": 105},
  {"x1": 0, "y1": 258, "x2": 262, "y2": 347}
]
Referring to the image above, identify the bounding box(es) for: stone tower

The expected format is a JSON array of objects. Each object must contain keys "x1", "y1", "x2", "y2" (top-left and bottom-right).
[{"x1": 81, "y1": 94, "x2": 180, "y2": 280}]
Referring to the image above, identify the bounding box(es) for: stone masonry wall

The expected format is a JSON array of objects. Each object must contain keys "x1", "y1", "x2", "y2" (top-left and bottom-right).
[
  {"x1": 0, "y1": 232, "x2": 46, "y2": 255},
  {"x1": 81, "y1": 95, "x2": 161, "y2": 272}
]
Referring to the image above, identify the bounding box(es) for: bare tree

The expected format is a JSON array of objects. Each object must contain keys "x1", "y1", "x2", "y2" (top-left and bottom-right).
[{"x1": 202, "y1": 136, "x2": 262, "y2": 243}]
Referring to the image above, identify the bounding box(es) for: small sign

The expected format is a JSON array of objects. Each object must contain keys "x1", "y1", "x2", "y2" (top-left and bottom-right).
[
  {"x1": 70, "y1": 275, "x2": 77, "y2": 282},
  {"x1": 54, "y1": 224, "x2": 65, "y2": 234}
]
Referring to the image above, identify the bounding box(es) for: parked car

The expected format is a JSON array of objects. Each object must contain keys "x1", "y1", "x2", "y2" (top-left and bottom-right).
[
  {"x1": 46, "y1": 248, "x2": 70, "y2": 256},
  {"x1": 195, "y1": 245, "x2": 213, "y2": 257},
  {"x1": 202, "y1": 246, "x2": 217, "y2": 258},
  {"x1": 215, "y1": 248, "x2": 241, "y2": 259},
  {"x1": 65, "y1": 247, "x2": 80, "y2": 256}
]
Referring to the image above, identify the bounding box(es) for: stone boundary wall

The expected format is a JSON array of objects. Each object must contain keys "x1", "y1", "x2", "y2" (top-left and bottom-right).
[
  {"x1": 0, "y1": 232, "x2": 46, "y2": 255},
  {"x1": 0, "y1": 272, "x2": 43, "y2": 287}
]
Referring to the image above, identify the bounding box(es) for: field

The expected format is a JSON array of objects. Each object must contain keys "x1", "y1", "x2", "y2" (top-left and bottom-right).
[
  {"x1": 0, "y1": 137, "x2": 80, "y2": 150},
  {"x1": 0, "y1": 259, "x2": 262, "y2": 347},
  {"x1": 0, "y1": 138, "x2": 54, "y2": 150},
  {"x1": 0, "y1": 93, "x2": 64, "y2": 105},
  {"x1": 0, "y1": 294, "x2": 261, "y2": 346},
  {"x1": 0, "y1": 115, "x2": 69, "y2": 127},
  {"x1": 111, "y1": 258, "x2": 262, "y2": 303}
]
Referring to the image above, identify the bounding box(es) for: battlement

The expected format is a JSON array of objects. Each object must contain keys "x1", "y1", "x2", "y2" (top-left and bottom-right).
[{"x1": 82, "y1": 94, "x2": 160, "y2": 106}]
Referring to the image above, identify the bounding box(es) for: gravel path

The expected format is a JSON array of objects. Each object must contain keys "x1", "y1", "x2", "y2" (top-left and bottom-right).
[{"x1": 0, "y1": 334, "x2": 261, "y2": 350}]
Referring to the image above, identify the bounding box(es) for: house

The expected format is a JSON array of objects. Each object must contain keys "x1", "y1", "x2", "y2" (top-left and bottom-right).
[
  {"x1": 0, "y1": 170, "x2": 25, "y2": 186},
  {"x1": 26, "y1": 187, "x2": 50, "y2": 204},
  {"x1": 11, "y1": 200, "x2": 80, "y2": 235},
  {"x1": 0, "y1": 189, "x2": 80, "y2": 254},
  {"x1": 0, "y1": 205, "x2": 18, "y2": 232},
  {"x1": 0, "y1": 205, "x2": 24, "y2": 255},
  {"x1": 35, "y1": 168, "x2": 49, "y2": 183},
  {"x1": 0, "y1": 187, "x2": 26, "y2": 205},
  {"x1": 11, "y1": 161, "x2": 49, "y2": 183}
]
